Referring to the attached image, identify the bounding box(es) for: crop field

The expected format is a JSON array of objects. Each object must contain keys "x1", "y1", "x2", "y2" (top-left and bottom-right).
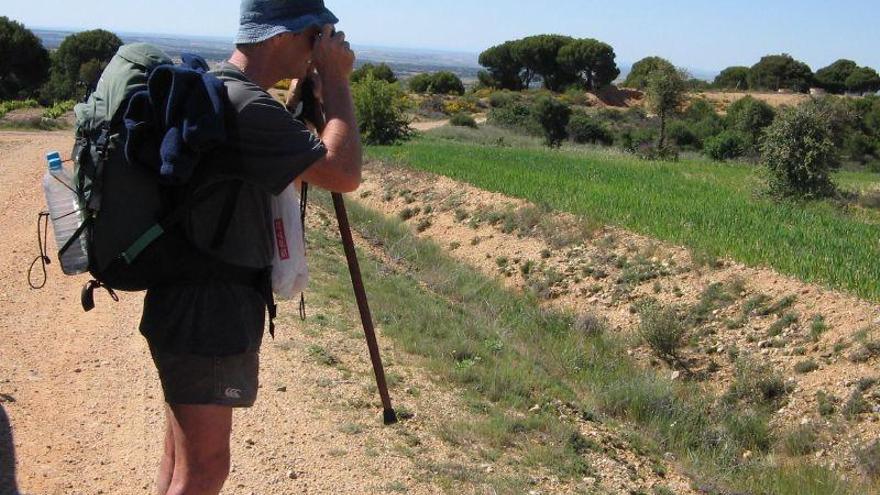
[{"x1": 366, "y1": 133, "x2": 880, "y2": 301}]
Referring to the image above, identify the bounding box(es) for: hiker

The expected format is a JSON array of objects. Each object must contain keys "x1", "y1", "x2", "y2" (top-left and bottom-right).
[{"x1": 140, "y1": 1, "x2": 361, "y2": 494}]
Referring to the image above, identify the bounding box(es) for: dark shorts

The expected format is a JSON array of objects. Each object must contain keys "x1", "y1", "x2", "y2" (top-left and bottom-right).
[{"x1": 149, "y1": 345, "x2": 260, "y2": 408}]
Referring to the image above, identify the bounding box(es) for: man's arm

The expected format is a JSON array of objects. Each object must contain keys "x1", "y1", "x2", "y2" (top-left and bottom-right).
[{"x1": 296, "y1": 26, "x2": 362, "y2": 193}]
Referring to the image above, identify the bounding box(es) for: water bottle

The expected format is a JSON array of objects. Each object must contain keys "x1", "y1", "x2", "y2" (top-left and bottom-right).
[{"x1": 42, "y1": 151, "x2": 89, "y2": 275}]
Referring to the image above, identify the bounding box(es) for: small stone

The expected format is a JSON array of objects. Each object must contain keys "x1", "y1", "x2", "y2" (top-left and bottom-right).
[
  {"x1": 742, "y1": 450, "x2": 753, "y2": 460},
  {"x1": 485, "y1": 465, "x2": 494, "y2": 474},
  {"x1": 671, "y1": 371, "x2": 681, "y2": 381},
  {"x1": 245, "y1": 438, "x2": 256, "y2": 446},
  {"x1": 287, "y1": 470, "x2": 297, "y2": 480},
  {"x1": 276, "y1": 386, "x2": 287, "y2": 393},
  {"x1": 73, "y1": 368, "x2": 82, "y2": 373},
  {"x1": 529, "y1": 404, "x2": 541, "y2": 413},
  {"x1": 583, "y1": 477, "x2": 597, "y2": 485}
]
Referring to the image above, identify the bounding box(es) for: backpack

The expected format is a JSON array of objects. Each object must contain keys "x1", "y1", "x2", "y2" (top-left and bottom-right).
[{"x1": 66, "y1": 43, "x2": 276, "y2": 325}]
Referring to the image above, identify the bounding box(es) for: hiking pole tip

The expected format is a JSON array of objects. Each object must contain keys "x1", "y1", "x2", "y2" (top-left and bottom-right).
[{"x1": 383, "y1": 408, "x2": 399, "y2": 425}]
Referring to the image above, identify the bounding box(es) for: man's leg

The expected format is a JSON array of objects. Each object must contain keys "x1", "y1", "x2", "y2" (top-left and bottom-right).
[
  {"x1": 164, "y1": 404, "x2": 233, "y2": 495},
  {"x1": 156, "y1": 407, "x2": 176, "y2": 495}
]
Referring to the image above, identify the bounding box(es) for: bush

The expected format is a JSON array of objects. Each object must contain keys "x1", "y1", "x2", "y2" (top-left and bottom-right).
[
  {"x1": 42, "y1": 100, "x2": 75, "y2": 119},
  {"x1": 488, "y1": 90, "x2": 518, "y2": 108},
  {"x1": 0, "y1": 98, "x2": 39, "y2": 118},
  {"x1": 855, "y1": 440, "x2": 880, "y2": 480},
  {"x1": 430, "y1": 71, "x2": 466, "y2": 95},
  {"x1": 408, "y1": 71, "x2": 465, "y2": 95},
  {"x1": 761, "y1": 101, "x2": 840, "y2": 198},
  {"x1": 351, "y1": 62, "x2": 397, "y2": 84},
  {"x1": 616, "y1": 127, "x2": 658, "y2": 153},
  {"x1": 488, "y1": 102, "x2": 542, "y2": 136},
  {"x1": 352, "y1": 74, "x2": 412, "y2": 145},
  {"x1": 726, "y1": 96, "x2": 775, "y2": 148},
  {"x1": 704, "y1": 131, "x2": 749, "y2": 161},
  {"x1": 638, "y1": 303, "x2": 686, "y2": 367},
  {"x1": 532, "y1": 96, "x2": 571, "y2": 147},
  {"x1": 667, "y1": 120, "x2": 700, "y2": 150},
  {"x1": 567, "y1": 112, "x2": 613, "y2": 145},
  {"x1": 449, "y1": 112, "x2": 477, "y2": 128}
]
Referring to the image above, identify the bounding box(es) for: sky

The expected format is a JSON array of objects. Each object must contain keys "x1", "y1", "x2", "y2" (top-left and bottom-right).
[{"x1": 5, "y1": 0, "x2": 879, "y2": 72}]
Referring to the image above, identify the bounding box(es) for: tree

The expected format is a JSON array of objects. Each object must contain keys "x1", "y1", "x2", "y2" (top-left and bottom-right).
[
  {"x1": 43, "y1": 29, "x2": 122, "y2": 102},
  {"x1": 478, "y1": 41, "x2": 524, "y2": 91},
  {"x1": 814, "y1": 59, "x2": 858, "y2": 94},
  {"x1": 512, "y1": 34, "x2": 575, "y2": 91},
  {"x1": 0, "y1": 17, "x2": 50, "y2": 99},
  {"x1": 557, "y1": 38, "x2": 620, "y2": 91},
  {"x1": 761, "y1": 101, "x2": 841, "y2": 198},
  {"x1": 351, "y1": 63, "x2": 397, "y2": 84},
  {"x1": 645, "y1": 66, "x2": 687, "y2": 149},
  {"x1": 845, "y1": 67, "x2": 880, "y2": 94},
  {"x1": 713, "y1": 66, "x2": 750, "y2": 90},
  {"x1": 624, "y1": 56, "x2": 676, "y2": 90},
  {"x1": 747, "y1": 54, "x2": 813, "y2": 93},
  {"x1": 532, "y1": 96, "x2": 571, "y2": 147},
  {"x1": 726, "y1": 96, "x2": 775, "y2": 148},
  {"x1": 352, "y1": 74, "x2": 412, "y2": 145}
]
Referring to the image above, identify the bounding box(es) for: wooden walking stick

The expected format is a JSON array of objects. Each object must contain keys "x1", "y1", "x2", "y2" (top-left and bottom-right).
[{"x1": 298, "y1": 77, "x2": 397, "y2": 425}]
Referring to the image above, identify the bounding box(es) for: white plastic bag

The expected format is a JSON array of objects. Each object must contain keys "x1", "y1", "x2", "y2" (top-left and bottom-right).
[{"x1": 270, "y1": 183, "x2": 309, "y2": 300}]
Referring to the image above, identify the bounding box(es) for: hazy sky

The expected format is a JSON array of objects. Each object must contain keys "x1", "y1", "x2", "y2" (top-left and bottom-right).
[{"x1": 5, "y1": 0, "x2": 879, "y2": 71}]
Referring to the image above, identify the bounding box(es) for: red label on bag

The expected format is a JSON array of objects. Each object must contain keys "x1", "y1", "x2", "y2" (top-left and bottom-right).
[{"x1": 275, "y1": 218, "x2": 290, "y2": 260}]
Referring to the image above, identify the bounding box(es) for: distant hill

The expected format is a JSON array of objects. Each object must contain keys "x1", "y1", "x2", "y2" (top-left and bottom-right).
[{"x1": 32, "y1": 28, "x2": 481, "y2": 82}]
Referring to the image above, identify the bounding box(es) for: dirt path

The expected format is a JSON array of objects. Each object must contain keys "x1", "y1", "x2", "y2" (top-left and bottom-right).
[
  {"x1": 411, "y1": 116, "x2": 487, "y2": 133},
  {"x1": 0, "y1": 131, "x2": 458, "y2": 495}
]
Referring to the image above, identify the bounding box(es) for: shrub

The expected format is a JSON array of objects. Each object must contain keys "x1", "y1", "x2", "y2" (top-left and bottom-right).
[
  {"x1": 488, "y1": 90, "x2": 518, "y2": 108},
  {"x1": 855, "y1": 440, "x2": 880, "y2": 480},
  {"x1": 488, "y1": 102, "x2": 542, "y2": 136},
  {"x1": 616, "y1": 127, "x2": 659, "y2": 153},
  {"x1": 638, "y1": 303, "x2": 686, "y2": 367},
  {"x1": 352, "y1": 74, "x2": 412, "y2": 145},
  {"x1": 704, "y1": 131, "x2": 749, "y2": 161},
  {"x1": 726, "y1": 96, "x2": 775, "y2": 147},
  {"x1": 726, "y1": 357, "x2": 788, "y2": 406},
  {"x1": 42, "y1": 100, "x2": 76, "y2": 119},
  {"x1": 351, "y1": 62, "x2": 397, "y2": 84},
  {"x1": 430, "y1": 71, "x2": 466, "y2": 95},
  {"x1": 780, "y1": 425, "x2": 819, "y2": 456},
  {"x1": 408, "y1": 73, "x2": 434, "y2": 93},
  {"x1": 409, "y1": 71, "x2": 465, "y2": 95},
  {"x1": 567, "y1": 112, "x2": 613, "y2": 145},
  {"x1": 761, "y1": 101, "x2": 840, "y2": 198},
  {"x1": 532, "y1": 96, "x2": 572, "y2": 147},
  {"x1": 667, "y1": 120, "x2": 700, "y2": 150},
  {"x1": 0, "y1": 98, "x2": 39, "y2": 119},
  {"x1": 450, "y1": 112, "x2": 478, "y2": 128}
]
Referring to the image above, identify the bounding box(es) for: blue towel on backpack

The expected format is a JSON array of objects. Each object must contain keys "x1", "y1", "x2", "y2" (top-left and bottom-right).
[{"x1": 123, "y1": 54, "x2": 227, "y2": 185}]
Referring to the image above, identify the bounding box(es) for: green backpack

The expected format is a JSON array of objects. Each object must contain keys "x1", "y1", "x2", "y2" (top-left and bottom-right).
[{"x1": 69, "y1": 43, "x2": 269, "y2": 313}]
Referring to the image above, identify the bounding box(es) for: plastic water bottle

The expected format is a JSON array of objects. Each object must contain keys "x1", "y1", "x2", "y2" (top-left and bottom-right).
[{"x1": 42, "y1": 151, "x2": 89, "y2": 275}]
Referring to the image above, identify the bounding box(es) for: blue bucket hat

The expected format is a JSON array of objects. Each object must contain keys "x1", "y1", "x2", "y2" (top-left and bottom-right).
[{"x1": 236, "y1": 0, "x2": 339, "y2": 45}]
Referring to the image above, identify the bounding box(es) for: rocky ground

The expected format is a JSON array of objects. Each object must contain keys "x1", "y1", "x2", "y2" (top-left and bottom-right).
[{"x1": 355, "y1": 160, "x2": 880, "y2": 481}]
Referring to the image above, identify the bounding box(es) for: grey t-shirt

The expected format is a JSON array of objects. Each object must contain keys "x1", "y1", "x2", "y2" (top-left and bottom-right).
[{"x1": 140, "y1": 63, "x2": 326, "y2": 356}]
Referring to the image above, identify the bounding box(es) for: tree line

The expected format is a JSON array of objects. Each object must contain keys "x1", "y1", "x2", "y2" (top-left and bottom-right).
[
  {"x1": 0, "y1": 16, "x2": 122, "y2": 103},
  {"x1": 713, "y1": 55, "x2": 880, "y2": 94}
]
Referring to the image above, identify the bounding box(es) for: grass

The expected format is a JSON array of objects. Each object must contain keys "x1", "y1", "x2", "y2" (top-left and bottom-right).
[
  {"x1": 304, "y1": 190, "x2": 873, "y2": 495},
  {"x1": 366, "y1": 133, "x2": 880, "y2": 301}
]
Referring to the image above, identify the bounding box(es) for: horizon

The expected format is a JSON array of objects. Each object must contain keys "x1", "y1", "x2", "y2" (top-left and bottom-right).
[{"x1": 6, "y1": 1, "x2": 880, "y2": 75}]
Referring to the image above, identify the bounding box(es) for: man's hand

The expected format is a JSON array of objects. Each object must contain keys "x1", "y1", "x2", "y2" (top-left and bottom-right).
[{"x1": 311, "y1": 25, "x2": 355, "y2": 83}]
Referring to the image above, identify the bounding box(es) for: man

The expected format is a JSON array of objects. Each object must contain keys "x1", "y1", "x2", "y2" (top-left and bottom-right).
[{"x1": 138, "y1": 1, "x2": 362, "y2": 494}]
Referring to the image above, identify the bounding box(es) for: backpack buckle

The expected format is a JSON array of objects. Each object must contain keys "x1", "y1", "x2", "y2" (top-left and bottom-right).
[{"x1": 81, "y1": 280, "x2": 119, "y2": 312}]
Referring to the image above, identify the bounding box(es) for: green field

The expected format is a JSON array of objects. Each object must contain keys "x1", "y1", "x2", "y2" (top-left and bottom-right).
[{"x1": 366, "y1": 133, "x2": 880, "y2": 301}]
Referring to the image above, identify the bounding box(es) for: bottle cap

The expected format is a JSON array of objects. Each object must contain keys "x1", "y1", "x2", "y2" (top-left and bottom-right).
[{"x1": 46, "y1": 151, "x2": 63, "y2": 171}]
